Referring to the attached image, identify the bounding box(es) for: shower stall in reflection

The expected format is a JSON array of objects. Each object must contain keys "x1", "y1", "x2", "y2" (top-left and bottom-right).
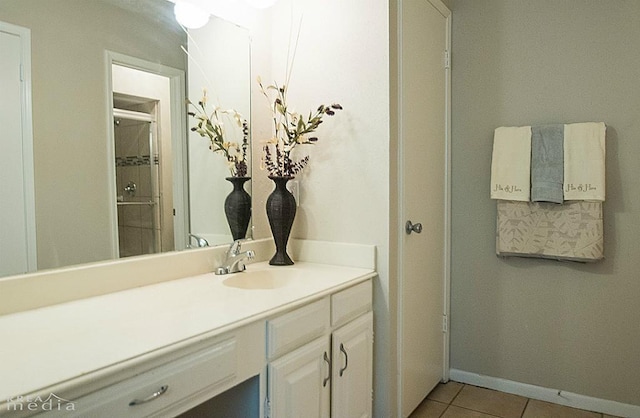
[
  {"x1": 113, "y1": 102, "x2": 171, "y2": 257},
  {"x1": 109, "y1": 60, "x2": 188, "y2": 260}
]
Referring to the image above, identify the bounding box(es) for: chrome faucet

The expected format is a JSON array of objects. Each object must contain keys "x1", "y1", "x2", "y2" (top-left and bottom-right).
[
  {"x1": 188, "y1": 234, "x2": 209, "y2": 248},
  {"x1": 216, "y1": 240, "x2": 255, "y2": 275}
]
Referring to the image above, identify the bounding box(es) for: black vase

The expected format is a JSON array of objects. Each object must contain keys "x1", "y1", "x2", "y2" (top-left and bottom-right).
[
  {"x1": 266, "y1": 176, "x2": 296, "y2": 265},
  {"x1": 224, "y1": 177, "x2": 251, "y2": 241}
]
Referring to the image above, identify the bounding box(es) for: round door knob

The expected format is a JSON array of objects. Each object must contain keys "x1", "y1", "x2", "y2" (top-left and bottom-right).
[{"x1": 406, "y1": 220, "x2": 423, "y2": 234}]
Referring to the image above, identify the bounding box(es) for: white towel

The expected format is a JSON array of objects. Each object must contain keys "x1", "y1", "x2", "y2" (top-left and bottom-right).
[
  {"x1": 563, "y1": 122, "x2": 606, "y2": 201},
  {"x1": 491, "y1": 126, "x2": 531, "y2": 201}
]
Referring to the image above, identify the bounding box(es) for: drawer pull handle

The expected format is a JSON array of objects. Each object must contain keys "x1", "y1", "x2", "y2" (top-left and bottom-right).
[
  {"x1": 323, "y1": 351, "x2": 331, "y2": 387},
  {"x1": 339, "y1": 343, "x2": 348, "y2": 377},
  {"x1": 129, "y1": 385, "x2": 169, "y2": 406}
]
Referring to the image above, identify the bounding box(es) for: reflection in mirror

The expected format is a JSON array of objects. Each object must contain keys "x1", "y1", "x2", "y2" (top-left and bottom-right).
[
  {"x1": 187, "y1": 19, "x2": 252, "y2": 246},
  {"x1": 0, "y1": 0, "x2": 251, "y2": 277},
  {"x1": 114, "y1": 112, "x2": 160, "y2": 257},
  {"x1": 109, "y1": 60, "x2": 186, "y2": 260}
]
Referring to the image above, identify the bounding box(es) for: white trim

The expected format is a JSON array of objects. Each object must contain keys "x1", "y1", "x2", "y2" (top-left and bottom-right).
[
  {"x1": 450, "y1": 369, "x2": 640, "y2": 418},
  {"x1": 104, "y1": 52, "x2": 119, "y2": 259},
  {"x1": 0, "y1": 21, "x2": 37, "y2": 273},
  {"x1": 438, "y1": 0, "x2": 452, "y2": 383},
  {"x1": 396, "y1": 2, "x2": 407, "y2": 415}
]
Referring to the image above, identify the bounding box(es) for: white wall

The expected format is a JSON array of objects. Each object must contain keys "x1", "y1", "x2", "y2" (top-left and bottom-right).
[
  {"x1": 249, "y1": 1, "x2": 393, "y2": 415},
  {"x1": 450, "y1": 0, "x2": 640, "y2": 406}
]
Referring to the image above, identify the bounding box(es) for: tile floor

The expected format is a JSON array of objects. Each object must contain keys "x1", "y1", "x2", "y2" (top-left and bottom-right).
[{"x1": 409, "y1": 381, "x2": 623, "y2": 418}]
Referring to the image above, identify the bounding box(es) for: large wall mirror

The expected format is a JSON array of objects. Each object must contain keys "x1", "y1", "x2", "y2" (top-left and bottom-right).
[{"x1": 0, "y1": 0, "x2": 251, "y2": 278}]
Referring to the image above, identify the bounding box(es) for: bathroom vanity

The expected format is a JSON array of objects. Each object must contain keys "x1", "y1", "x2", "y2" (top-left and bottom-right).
[{"x1": 0, "y1": 240, "x2": 375, "y2": 417}]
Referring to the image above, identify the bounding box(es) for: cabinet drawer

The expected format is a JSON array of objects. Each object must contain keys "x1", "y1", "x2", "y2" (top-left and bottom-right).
[
  {"x1": 58, "y1": 338, "x2": 238, "y2": 417},
  {"x1": 267, "y1": 297, "x2": 330, "y2": 360},
  {"x1": 331, "y1": 280, "x2": 372, "y2": 328}
]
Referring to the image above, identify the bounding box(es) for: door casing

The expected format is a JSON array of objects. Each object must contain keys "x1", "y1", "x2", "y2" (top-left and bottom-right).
[{"x1": 0, "y1": 21, "x2": 36, "y2": 276}]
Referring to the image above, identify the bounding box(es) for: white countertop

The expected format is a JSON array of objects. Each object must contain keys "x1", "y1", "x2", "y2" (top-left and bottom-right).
[{"x1": 0, "y1": 261, "x2": 375, "y2": 404}]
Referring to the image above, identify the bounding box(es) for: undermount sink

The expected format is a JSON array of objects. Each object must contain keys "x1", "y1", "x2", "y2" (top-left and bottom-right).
[{"x1": 222, "y1": 268, "x2": 300, "y2": 290}]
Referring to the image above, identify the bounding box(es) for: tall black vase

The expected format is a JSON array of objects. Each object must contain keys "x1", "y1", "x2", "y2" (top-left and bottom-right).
[
  {"x1": 224, "y1": 176, "x2": 251, "y2": 241},
  {"x1": 266, "y1": 176, "x2": 296, "y2": 265}
]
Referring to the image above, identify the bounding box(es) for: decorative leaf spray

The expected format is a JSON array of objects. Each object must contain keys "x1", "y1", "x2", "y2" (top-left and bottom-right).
[
  {"x1": 187, "y1": 89, "x2": 249, "y2": 177},
  {"x1": 259, "y1": 77, "x2": 342, "y2": 177}
]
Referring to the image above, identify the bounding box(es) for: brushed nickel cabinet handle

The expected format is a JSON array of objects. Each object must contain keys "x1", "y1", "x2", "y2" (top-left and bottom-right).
[
  {"x1": 339, "y1": 343, "x2": 349, "y2": 377},
  {"x1": 129, "y1": 385, "x2": 169, "y2": 406},
  {"x1": 323, "y1": 351, "x2": 331, "y2": 387}
]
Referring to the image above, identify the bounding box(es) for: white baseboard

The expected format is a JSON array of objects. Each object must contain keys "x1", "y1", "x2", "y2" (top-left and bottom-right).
[{"x1": 449, "y1": 369, "x2": 640, "y2": 418}]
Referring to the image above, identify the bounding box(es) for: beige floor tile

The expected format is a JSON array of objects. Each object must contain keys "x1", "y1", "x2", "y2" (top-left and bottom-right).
[
  {"x1": 427, "y1": 382, "x2": 465, "y2": 404},
  {"x1": 409, "y1": 400, "x2": 448, "y2": 418},
  {"x1": 452, "y1": 385, "x2": 528, "y2": 418},
  {"x1": 522, "y1": 399, "x2": 601, "y2": 418},
  {"x1": 441, "y1": 405, "x2": 499, "y2": 418}
]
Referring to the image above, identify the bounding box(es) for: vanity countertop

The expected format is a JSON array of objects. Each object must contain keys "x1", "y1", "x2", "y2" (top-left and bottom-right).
[{"x1": 0, "y1": 261, "x2": 375, "y2": 404}]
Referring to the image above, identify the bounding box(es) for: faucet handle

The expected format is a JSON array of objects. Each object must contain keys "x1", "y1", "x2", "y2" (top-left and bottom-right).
[
  {"x1": 228, "y1": 239, "x2": 242, "y2": 256},
  {"x1": 188, "y1": 234, "x2": 209, "y2": 248},
  {"x1": 236, "y1": 250, "x2": 255, "y2": 272}
]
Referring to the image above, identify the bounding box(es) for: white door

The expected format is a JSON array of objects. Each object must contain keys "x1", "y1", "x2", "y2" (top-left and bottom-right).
[
  {"x1": 268, "y1": 336, "x2": 331, "y2": 418},
  {"x1": 398, "y1": 0, "x2": 450, "y2": 416},
  {"x1": 0, "y1": 23, "x2": 36, "y2": 277},
  {"x1": 331, "y1": 312, "x2": 373, "y2": 418}
]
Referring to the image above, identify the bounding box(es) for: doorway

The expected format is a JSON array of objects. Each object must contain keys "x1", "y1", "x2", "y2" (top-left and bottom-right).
[
  {"x1": 397, "y1": 0, "x2": 451, "y2": 416},
  {"x1": 0, "y1": 22, "x2": 36, "y2": 277},
  {"x1": 107, "y1": 54, "x2": 189, "y2": 258}
]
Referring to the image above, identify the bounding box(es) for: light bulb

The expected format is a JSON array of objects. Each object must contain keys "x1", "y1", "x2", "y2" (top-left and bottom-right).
[{"x1": 174, "y1": 2, "x2": 210, "y2": 29}]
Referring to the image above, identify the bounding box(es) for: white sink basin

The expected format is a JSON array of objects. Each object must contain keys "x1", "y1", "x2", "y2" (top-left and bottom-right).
[{"x1": 222, "y1": 268, "x2": 301, "y2": 290}]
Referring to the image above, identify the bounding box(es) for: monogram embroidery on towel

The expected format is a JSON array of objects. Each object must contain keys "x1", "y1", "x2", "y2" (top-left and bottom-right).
[
  {"x1": 493, "y1": 184, "x2": 523, "y2": 194},
  {"x1": 565, "y1": 183, "x2": 597, "y2": 193}
]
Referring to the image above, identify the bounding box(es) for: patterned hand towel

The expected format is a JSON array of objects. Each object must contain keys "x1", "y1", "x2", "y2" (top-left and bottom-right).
[{"x1": 496, "y1": 200, "x2": 604, "y2": 262}]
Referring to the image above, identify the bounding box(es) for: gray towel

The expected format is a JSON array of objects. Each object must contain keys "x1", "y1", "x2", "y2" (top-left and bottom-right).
[{"x1": 531, "y1": 124, "x2": 564, "y2": 203}]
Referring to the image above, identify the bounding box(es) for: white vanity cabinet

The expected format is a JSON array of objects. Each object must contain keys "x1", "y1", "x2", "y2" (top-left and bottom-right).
[
  {"x1": 39, "y1": 322, "x2": 264, "y2": 418},
  {"x1": 266, "y1": 279, "x2": 373, "y2": 418},
  {"x1": 0, "y1": 257, "x2": 376, "y2": 418},
  {"x1": 330, "y1": 312, "x2": 373, "y2": 418},
  {"x1": 268, "y1": 335, "x2": 332, "y2": 418}
]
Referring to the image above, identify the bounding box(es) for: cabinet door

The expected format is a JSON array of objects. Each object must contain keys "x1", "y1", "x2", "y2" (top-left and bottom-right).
[
  {"x1": 268, "y1": 336, "x2": 331, "y2": 418},
  {"x1": 331, "y1": 311, "x2": 373, "y2": 418}
]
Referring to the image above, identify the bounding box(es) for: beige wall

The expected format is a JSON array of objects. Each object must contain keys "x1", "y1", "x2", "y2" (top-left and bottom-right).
[
  {"x1": 0, "y1": 0, "x2": 185, "y2": 270},
  {"x1": 450, "y1": 0, "x2": 640, "y2": 405}
]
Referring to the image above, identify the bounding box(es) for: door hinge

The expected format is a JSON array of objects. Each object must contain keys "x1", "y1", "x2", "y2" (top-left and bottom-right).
[
  {"x1": 20, "y1": 63, "x2": 25, "y2": 82},
  {"x1": 444, "y1": 50, "x2": 451, "y2": 69},
  {"x1": 264, "y1": 396, "x2": 271, "y2": 418},
  {"x1": 442, "y1": 315, "x2": 448, "y2": 333}
]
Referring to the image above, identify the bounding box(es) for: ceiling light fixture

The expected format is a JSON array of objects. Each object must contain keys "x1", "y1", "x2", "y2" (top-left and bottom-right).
[{"x1": 174, "y1": 2, "x2": 210, "y2": 29}]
